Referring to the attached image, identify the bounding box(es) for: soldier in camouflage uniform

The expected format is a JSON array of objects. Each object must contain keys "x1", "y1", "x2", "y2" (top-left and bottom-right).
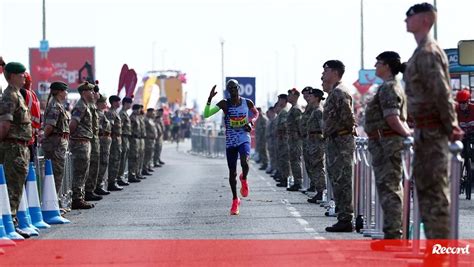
[
  {"x1": 306, "y1": 88, "x2": 327, "y2": 203},
  {"x1": 255, "y1": 107, "x2": 268, "y2": 170},
  {"x1": 286, "y1": 89, "x2": 303, "y2": 191},
  {"x1": 275, "y1": 94, "x2": 291, "y2": 187},
  {"x1": 84, "y1": 85, "x2": 103, "y2": 201},
  {"x1": 144, "y1": 108, "x2": 157, "y2": 172},
  {"x1": 364, "y1": 51, "x2": 412, "y2": 243},
  {"x1": 0, "y1": 62, "x2": 32, "y2": 236},
  {"x1": 153, "y1": 108, "x2": 165, "y2": 167},
  {"x1": 93, "y1": 95, "x2": 114, "y2": 194},
  {"x1": 118, "y1": 97, "x2": 138, "y2": 182},
  {"x1": 271, "y1": 104, "x2": 281, "y2": 179},
  {"x1": 265, "y1": 107, "x2": 276, "y2": 174},
  {"x1": 69, "y1": 81, "x2": 95, "y2": 209},
  {"x1": 106, "y1": 95, "x2": 128, "y2": 191},
  {"x1": 321, "y1": 60, "x2": 355, "y2": 232},
  {"x1": 128, "y1": 104, "x2": 142, "y2": 182},
  {"x1": 42, "y1": 81, "x2": 70, "y2": 195},
  {"x1": 138, "y1": 107, "x2": 149, "y2": 177},
  {"x1": 404, "y1": 3, "x2": 463, "y2": 240},
  {"x1": 299, "y1": 87, "x2": 315, "y2": 193}
]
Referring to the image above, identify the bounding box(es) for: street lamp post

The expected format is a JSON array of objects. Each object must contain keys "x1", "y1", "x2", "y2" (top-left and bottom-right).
[
  {"x1": 433, "y1": 0, "x2": 438, "y2": 40},
  {"x1": 360, "y1": 0, "x2": 364, "y2": 69},
  {"x1": 220, "y1": 38, "x2": 225, "y2": 93}
]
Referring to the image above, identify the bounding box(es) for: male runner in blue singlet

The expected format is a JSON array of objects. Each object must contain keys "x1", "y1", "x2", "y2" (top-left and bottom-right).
[{"x1": 204, "y1": 79, "x2": 259, "y2": 215}]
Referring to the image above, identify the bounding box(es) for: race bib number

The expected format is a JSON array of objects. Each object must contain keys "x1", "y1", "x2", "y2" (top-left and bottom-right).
[{"x1": 229, "y1": 116, "x2": 248, "y2": 128}]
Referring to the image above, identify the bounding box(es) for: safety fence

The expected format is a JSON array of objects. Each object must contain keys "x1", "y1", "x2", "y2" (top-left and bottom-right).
[{"x1": 189, "y1": 126, "x2": 226, "y2": 158}]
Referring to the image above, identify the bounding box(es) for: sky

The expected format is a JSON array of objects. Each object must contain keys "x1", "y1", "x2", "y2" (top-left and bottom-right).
[{"x1": 1, "y1": 0, "x2": 474, "y2": 109}]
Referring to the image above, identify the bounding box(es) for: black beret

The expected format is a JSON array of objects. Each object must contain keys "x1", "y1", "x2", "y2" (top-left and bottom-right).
[
  {"x1": 97, "y1": 93, "x2": 107, "y2": 103},
  {"x1": 50, "y1": 81, "x2": 68, "y2": 91},
  {"x1": 323, "y1": 60, "x2": 345, "y2": 71},
  {"x1": 132, "y1": 104, "x2": 142, "y2": 110},
  {"x1": 157, "y1": 108, "x2": 164, "y2": 112},
  {"x1": 278, "y1": 94, "x2": 288, "y2": 100},
  {"x1": 4, "y1": 62, "x2": 26, "y2": 74},
  {"x1": 147, "y1": 108, "x2": 155, "y2": 112},
  {"x1": 288, "y1": 88, "x2": 300, "y2": 96},
  {"x1": 109, "y1": 95, "x2": 121, "y2": 104},
  {"x1": 77, "y1": 82, "x2": 95, "y2": 93},
  {"x1": 309, "y1": 88, "x2": 325, "y2": 100},
  {"x1": 122, "y1": 97, "x2": 133, "y2": 104},
  {"x1": 406, "y1": 2, "x2": 436, "y2": 17},
  {"x1": 302, "y1": 86, "x2": 313, "y2": 93}
]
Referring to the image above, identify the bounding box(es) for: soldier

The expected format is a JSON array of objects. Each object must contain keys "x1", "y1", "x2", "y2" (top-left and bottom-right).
[
  {"x1": 299, "y1": 87, "x2": 315, "y2": 193},
  {"x1": 69, "y1": 81, "x2": 95, "y2": 209},
  {"x1": 255, "y1": 107, "x2": 268, "y2": 170},
  {"x1": 0, "y1": 62, "x2": 32, "y2": 237},
  {"x1": 404, "y1": 3, "x2": 463, "y2": 240},
  {"x1": 144, "y1": 108, "x2": 157, "y2": 172},
  {"x1": 128, "y1": 104, "x2": 142, "y2": 182},
  {"x1": 42, "y1": 81, "x2": 70, "y2": 195},
  {"x1": 271, "y1": 103, "x2": 282, "y2": 180},
  {"x1": 153, "y1": 108, "x2": 165, "y2": 167},
  {"x1": 95, "y1": 94, "x2": 114, "y2": 194},
  {"x1": 306, "y1": 88, "x2": 327, "y2": 203},
  {"x1": 118, "y1": 97, "x2": 138, "y2": 182},
  {"x1": 138, "y1": 106, "x2": 149, "y2": 177},
  {"x1": 106, "y1": 95, "x2": 128, "y2": 191},
  {"x1": 84, "y1": 84, "x2": 103, "y2": 201},
  {"x1": 264, "y1": 107, "x2": 276, "y2": 174},
  {"x1": 321, "y1": 60, "x2": 355, "y2": 232},
  {"x1": 286, "y1": 89, "x2": 303, "y2": 191},
  {"x1": 275, "y1": 94, "x2": 291, "y2": 187}
]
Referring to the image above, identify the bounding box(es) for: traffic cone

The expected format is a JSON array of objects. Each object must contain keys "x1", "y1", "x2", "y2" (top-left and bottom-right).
[
  {"x1": 17, "y1": 185, "x2": 39, "y2": 236},
  {"x1": 0, "y1": 194, "x2": 16, "y2": 247},
  {"x1": 41, "y1": 160, "x2": 70, "y2": 224},
  {"x1": 26, "y1": 162, "x2": 50, "y2": 229},
  {"x1": 0, "y1": 165, "x2": 24, "y2": 240}
]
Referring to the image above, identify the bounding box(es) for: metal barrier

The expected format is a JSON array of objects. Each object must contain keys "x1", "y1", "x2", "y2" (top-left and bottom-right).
[{"x1": 190, "y1": 126, "x2": 226, "y2": 158}]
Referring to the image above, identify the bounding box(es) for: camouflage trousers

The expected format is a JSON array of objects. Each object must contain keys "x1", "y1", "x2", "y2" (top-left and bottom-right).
[
  {"x1": 144, "y1": 138, "x2": 155, "y2": 170},
  {"x1": 42, "y1": 135, "x2": 68, "y2": 194},
  {"x1": 97, "y1": 137, "x2": 111, "y2": 187},
  {"x1": 0, "y1": 142, "x2": 29, "y2": 217},
  {"x1": 138, "y1": 139, "x2": 145, "y2": 174},
  {"x1": 153, "y1": 139, "x2": 163, "y2": 164},
  {"x1": 118, "y1": 136, "x2": 129, "y2": 178},
  {"x1": 85, "y1": 138, "x2": 100, "y2": 193},
  {"x1": 413, "y1": 134, "x2": 450, "y2": 239},
  {"x1": 257, "y1": 136, "x2": 268, "y2": 165},
  {"x1": 326, "y1": 135, "x2": 354, "y2": 222},
  {"x1": 266, "y1": 137, "x2": 275, "y2": 169},
  {"x1": 70, "y1": 140, "x2": 91, "y2": 200},
  {"x1": 276, "y1": 136, "x2": 291, "y2": 181},
  {"x1": 128, "y1": 137, "x2": 139, "y2": 177},
  {"x1": 368, "y1": 136, "x2": 403, "y2": 239},
  {"x1": 288, "y1": 135, "x2": 303, "y2": 185},
  {"x1": 107, "y1": 136, "x2": 122, "y2": 183},
  {"x1": 306, "y1": 136, "x2": 326, "y2": 193}
]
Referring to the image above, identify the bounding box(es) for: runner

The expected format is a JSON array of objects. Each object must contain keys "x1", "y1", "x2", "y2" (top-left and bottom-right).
[{"x1": 204, "y1": 79, "x2": 259, "y2": 215}]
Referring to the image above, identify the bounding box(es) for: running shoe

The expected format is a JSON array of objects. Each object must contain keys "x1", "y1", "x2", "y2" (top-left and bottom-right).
[
  {"x1": 239, "y1": 173, "x2": 249, "y2": 197},
  {"x1": 230, "y1": 198, "x2": 241, "y2": 215}
]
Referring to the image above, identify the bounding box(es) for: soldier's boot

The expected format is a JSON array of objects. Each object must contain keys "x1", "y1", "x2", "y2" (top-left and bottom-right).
[
  {"x1": 239, "y1": 173, "x2": 249, "y2": 198},
  {"x1": 148, "y1": 168, "x2": 154, "y2": 172},
  {"x1": 117, "y1": 178, "x2": 130, "y2": 186},
  {"x1": 307, "y1": 191, "x2": 323, "y2": 204},
  {"x1": 128, "y1": 175, "x2": 141, "y2": 183},
  {"x1": 325, "y1": 220, "x2": 353, "y2": 232},
  {"x1": 158, "y1": 160, "x2": 165, "y2": 165},
  {"x1": 287, "y1": 184, "x2": 302, "y2": 192},
  {"x1": 142, "y1": 169, "x2": 152, "y2": 176},
  {"x1": 85, "y1": 191, "x2": 103, "y2": 201},
  {"x1": 306, "y1": 185, "x2": 316, "y2": 192},
  {"x1": 276, "y1": 181, "x2": 287, "y2": 187},
  {"x1": 154, "y1": 163, "x2": 162, "y2": 167},
  {"x1": 230, "y1": 198, "x2": 240, "y2": 215},
  {"x1": 137, "y1": 174, "x2": 147, "y2": 180},
  {"x1": 72, "y1": 199, "x2": 95, "y2": 210},
  {"x1": 13, "y1": 218, "x2": 31, "y2": 239},
  {"x1": 259, "y1": 163, "x2": 267, "y2": 170},
  {"x1": 94, "y1": 187, "x2": 111, "y2": 195},
  {"x1": 107, "y1": 183, "x2": 124, "y2": 191}
]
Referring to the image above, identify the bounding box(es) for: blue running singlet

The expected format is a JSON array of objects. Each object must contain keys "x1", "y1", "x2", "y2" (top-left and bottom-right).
[{"x1": 224, "y1": 97, "x2": 251, "y2": 148}]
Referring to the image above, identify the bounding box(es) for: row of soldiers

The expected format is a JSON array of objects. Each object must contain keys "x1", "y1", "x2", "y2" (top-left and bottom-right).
[{"x1": 0, "y1": 61, "x2": 166, "y2": 239}]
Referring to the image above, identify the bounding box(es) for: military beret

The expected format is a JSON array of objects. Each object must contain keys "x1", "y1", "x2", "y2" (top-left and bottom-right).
[
  {"x1": 50, "y1": 81, "x2": 68, "y2": 91},
  {"x1": 109, "y1": 95, "x2": 121, "y2": 104},
  {"x1": 77, "y1": 82, "x2": 95, "y2": 93},
  {"x1": 157, "y1": 108, "x2": 164, "y2": 112},
  {"x1": 122, "y1": 97, "x2": 133, "y2": 104},
  {"x1": 288, "y1": 88, "x2": 300, "y2": 96},
  {"x1": 4, "y1": 62, "x2": 26, "y2": 74},
  {"x1": 97, "y1": 94, "x2": 107, "y2": 103},
  {"x1": 302, "y1": 86, "x2": 313, "y2": 93},
  {"x1": 147, "y1": 108, "x2": 155, "y2": 112},
  {"x1": 406, "y1": 2, "x2": 436, "y2": 17},
  {"x1": 323, "y1": 60, "x2": 345, "y2": 71},
  {"x1": 309, "y1": 88, "x2": 325, "y2": 100},
  {"x1": 278, "y1": 94, "x2": 288, "y2": 100},
  {"x1": 132, "y1": 104, "x2": 142, "y2": 110}
]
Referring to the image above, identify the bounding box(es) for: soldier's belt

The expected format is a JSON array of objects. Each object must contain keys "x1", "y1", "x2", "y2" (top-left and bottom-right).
[
  {"x1": 3, "y1": 138, "x2": 29, "y2": 146},
  {"x1": 414, "y1": 116, "x2": 442, "y2": 129},
  {"x1": 367, "y1": 129, "x2": 400, "y2": 140},
  {"x1": 51, "y1": 132, "x2": 70, "y2": 139},
  {"x1": 70, "y1": 137, "x2": 91, "y2": 143},
  {"x1": 329, "y1": 129, "x2": 352, "y2": 138}
]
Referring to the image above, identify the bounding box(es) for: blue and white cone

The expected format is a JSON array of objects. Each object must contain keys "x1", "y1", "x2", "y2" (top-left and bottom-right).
[
  {"x1": 17, "y1": 185, "x2": 39, "y2": 236},
  {"x1": 0, "y1": 192, "x2": 16, "y2": 247},
  {"x1": 26, "y1": 162, "x2": 50, "y2": 229},
  {"x1": 0, "y1": 165, "x2": 24, "y2": 240},
  {"x1": 41, "y1": 160, "x2": 70, "y2": 224}
]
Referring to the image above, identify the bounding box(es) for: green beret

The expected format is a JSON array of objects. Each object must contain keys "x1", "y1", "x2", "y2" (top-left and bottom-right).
[
  {"x1": 4, "y1": 62, "x2": 26, "y2": 74},
  {"x1": 77, "y1": 82, "x2": 94, "y2": 93},
  {"x1": 97, "y1": 94, "x2": 107, "y2": 103},
  {"x1": 50, "y1": 81, "x2": 68, "y2": 91}
]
